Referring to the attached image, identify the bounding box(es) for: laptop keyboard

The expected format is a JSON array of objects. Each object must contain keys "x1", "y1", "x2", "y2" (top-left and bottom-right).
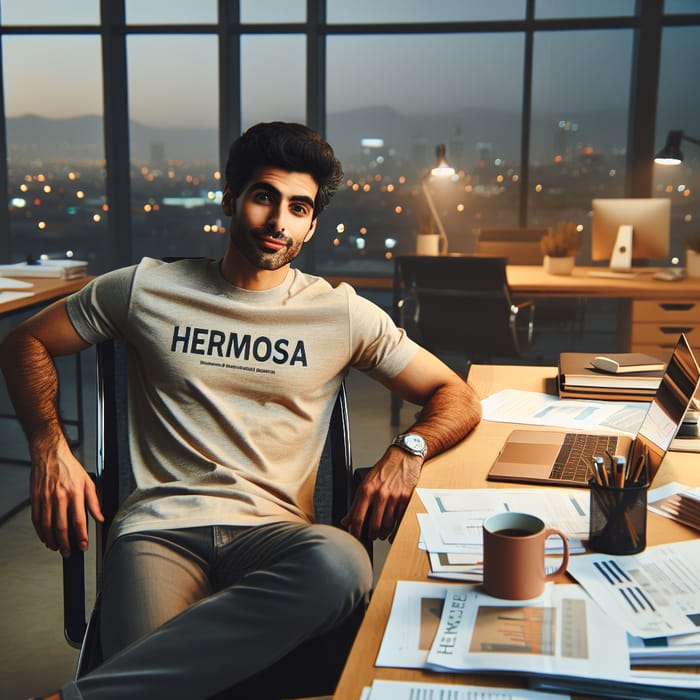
[{"x1": 549, "y1": 433, "x2": 619, "y2": 482}]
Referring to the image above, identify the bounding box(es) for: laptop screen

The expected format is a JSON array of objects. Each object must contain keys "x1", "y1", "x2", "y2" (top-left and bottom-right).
[{"x1": 631, "y1": 334, "x2": 700, "y2": 483}]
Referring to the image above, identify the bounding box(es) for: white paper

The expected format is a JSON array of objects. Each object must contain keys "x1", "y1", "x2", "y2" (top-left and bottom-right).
[
  {"x1": 365, "y1": 678, "x2": 570, "y2": 700},
  {"x1": 427, "y1": 584, "x2": 631, "y2": 682},
  {"x1": 375, "y1": 580, "x2": 452, "y2": 668},
  {"x1": 481, "y1": 389, "x2": 648, "y2": 435},
  {"x1": 0, "y1": 276, "x2": 33, "y2": 289},
  {"x1": 0, "y1": 290, "x2": 35, "y2": 304},
  {"x1": 567, "y1": 540, "x2": 700, "y2": 639},
  {"x1": 418, "y1": 487, "x2": 590, "y2": 539}
]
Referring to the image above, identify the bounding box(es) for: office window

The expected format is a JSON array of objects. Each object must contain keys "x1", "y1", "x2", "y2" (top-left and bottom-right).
[
  {"x1": 125, "y1": 1, "x2": 217, "y2": 24},
  {"x1": 665, "y1": 0, "x2": 700, "y2": 13},
  {"x1": 241, "y1": 0, "x2": 306, "y2": 23},
  {"x1": 529, "y1": 30, "x2": 632, "y2": 263},
  {"x1": 535, "y1": 0, "x2": 634, "y2": 19},
  {"x1": 327, "y1": 0, "x2": 525, "y2": 23},
  {"x1": 127, "y1": 35, "x2": 220, "y2": 263},
  {"x1": 324, "y1": 33, "x2": 523, "y2": 276},
  {"x1": 0, "y1": 0, "x2": 99, "y2": 25},
  {"x1": 3, "y1": 35, "x2": 105, "y2": 266},
  {"x1": 241, "y1": 35, "x2": 305, "y2": 128},
  {"x1": 654, "y1": 26, "x2": 700, "y2": 262}
]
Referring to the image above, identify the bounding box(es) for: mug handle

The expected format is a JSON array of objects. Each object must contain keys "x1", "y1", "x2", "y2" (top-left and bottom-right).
[{"x1": 543, "y1": 527, "x2": 569, "y2": 579}]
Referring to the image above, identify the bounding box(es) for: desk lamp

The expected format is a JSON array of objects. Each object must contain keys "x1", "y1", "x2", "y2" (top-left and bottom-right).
[
  {"x1": 654, "y1": 130, "x2": 700, "y2": 165},
  {"x1": 421, "y1": 144, "x2": 455, "y2": 254}
]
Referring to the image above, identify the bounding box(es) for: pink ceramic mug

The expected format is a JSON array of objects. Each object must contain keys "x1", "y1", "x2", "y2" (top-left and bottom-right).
[{"x1": 482, "y1": 512, "x2": 569, "y2": 600}]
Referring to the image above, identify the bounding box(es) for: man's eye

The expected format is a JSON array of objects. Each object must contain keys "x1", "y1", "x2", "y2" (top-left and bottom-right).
[
  {"x1": 291, "y1": 203, "x2": 311, "y2": 216},
  {"x1": 254, "y1": 191, "x2": 273, "y2": 203}
]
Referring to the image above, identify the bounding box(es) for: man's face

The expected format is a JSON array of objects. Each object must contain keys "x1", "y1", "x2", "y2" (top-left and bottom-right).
[{"x1": 223, "y1": 167, "x2": 319, "y2": 271}]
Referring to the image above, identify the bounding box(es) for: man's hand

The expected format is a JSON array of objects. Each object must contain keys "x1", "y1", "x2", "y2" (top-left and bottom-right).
[
  {"x1": 29, "y1": 438, "x2": 103, "y2": 558},
  {"x1": 341, "y1": 446, "x2": 423, "y2": 541}
]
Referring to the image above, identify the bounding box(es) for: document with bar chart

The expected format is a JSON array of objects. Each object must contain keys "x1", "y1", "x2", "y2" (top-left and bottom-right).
[{"x1": 426, "y1": 584, "x2": 630, "y2": 681}]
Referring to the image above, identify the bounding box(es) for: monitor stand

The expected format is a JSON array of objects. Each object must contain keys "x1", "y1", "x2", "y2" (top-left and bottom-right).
[{"x1": 587, "y1": 224, "x2": 640, "y2": 279}]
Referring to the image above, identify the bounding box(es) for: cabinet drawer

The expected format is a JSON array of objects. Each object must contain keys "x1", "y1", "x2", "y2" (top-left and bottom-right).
[
  {"x1": 631, "y1": 323, "x2": 700, "y2": 347},
  {"x1": 632, "y1": 300, "x2": 700, "y2": 323},
  {"x1": 629, "y1": 343, "x2": 674, "y2": 361}
]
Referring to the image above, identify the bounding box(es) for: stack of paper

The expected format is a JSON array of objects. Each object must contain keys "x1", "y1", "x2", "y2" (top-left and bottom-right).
[
  {"x1": 649, "y1": 485, "x2": 700, "y2": 532},
  {"x1": 0, "y1": 259, "x2": 88, "y2": 280},
  {"x1": 416, "y1": 488, "x2": 587, "y2": 582},
  {"x1": 567, "y1": 539, "x2": 700, "y2": 671},
  {"x1": 377, "y1": 579, "x2": 700, "y2": 699}
]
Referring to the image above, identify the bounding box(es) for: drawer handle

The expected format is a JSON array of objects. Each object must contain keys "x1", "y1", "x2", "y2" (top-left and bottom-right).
[
  {"x1": 660, "y1": 326, "x2": 692, "y2": 335},
  {"x1": 659, "y1": 303, "x2": 695, "y2": 312}
]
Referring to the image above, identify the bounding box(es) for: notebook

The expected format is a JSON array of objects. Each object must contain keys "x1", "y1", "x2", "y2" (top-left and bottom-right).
[{"x1": 487, "y1": 334, "x2": 700, "y2": 488}]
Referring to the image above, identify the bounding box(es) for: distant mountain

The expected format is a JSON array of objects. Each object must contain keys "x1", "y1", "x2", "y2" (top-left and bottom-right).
[{"x1": 6, "y1": 106, "x2": 632, "y2": 168}]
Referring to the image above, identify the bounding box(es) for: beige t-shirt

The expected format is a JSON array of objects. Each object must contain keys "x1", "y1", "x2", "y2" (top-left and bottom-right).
[{"x1": 66, "y1": 257, "x2": 418, "y2": 540}]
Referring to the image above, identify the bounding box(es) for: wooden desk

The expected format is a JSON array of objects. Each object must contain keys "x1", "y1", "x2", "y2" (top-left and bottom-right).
[
  {"x1": 507, "y1": 266, "x2": 700, "y2": 356},
  {"x1": 0, "y1": 276, "x2": 92, "y2": 318},
  {"x1": 334, "y1": 364, "x2": 700, "y2": 699}
]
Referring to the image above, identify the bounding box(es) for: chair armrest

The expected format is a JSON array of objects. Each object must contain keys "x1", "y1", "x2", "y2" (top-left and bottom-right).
[
  {"x1": 63, "y1": 471, "x2": 98, "y2": 648},
  {"x1": 63, "y1": 535, "x2": 87, "y2": 648}
]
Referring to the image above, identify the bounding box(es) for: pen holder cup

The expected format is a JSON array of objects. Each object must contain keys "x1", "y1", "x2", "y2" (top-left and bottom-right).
[{"x1": 588, "y1": 478, "x2": 648, "y2": 555}]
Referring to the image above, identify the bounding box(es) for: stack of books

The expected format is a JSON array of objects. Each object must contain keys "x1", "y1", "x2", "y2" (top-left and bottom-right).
[
  {"x1": 0, "y1": 259, "x2": 88, "y2": 280},
  {"x1": 558, "y1": 351, "x2": 665, "y2": 401}
]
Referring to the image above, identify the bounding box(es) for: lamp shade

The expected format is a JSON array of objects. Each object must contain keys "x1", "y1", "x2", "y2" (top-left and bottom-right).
[
  {"x1": 430, "y1": 144, "x2": 455, "y2": 178},
  {"x1": 654, "y1": 130, "x2": 684, "y2": 165}
]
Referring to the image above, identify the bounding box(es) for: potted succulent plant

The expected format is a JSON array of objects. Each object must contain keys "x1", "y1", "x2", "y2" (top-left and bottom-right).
[
  {"x1": 686, "y1": 232, "x2": 700, "y2": 278},
  {"x1": 540, "y1": 221, "x2": 580, "y2": 275}
]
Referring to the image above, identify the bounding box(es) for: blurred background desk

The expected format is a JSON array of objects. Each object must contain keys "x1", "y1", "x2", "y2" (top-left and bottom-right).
[
  {"x1": 506, "y1": 265, "x2": 700, "y2": 356},
  {"x1": 0, "y1": 275, "x2": 92, "y2": 523},
  {"x1": 333, "y1": 364, "x2": 700, "y2": 699}
]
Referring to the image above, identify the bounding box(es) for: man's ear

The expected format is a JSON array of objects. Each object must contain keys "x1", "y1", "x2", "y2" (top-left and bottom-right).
[
  {"x1": 222, "y1": 184, "x2": 234, "y2": 216},
  {"x1": 303, "y1": 219, "x2": 318, "y2": 243}
]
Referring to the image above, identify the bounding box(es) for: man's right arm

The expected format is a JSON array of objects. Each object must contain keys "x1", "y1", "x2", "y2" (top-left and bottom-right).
[{"x1": 0, "y1": 299, "x2": 103, "y2": 557}]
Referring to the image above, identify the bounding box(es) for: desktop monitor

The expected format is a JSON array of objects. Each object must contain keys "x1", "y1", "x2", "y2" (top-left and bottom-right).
[{"x1": 591, "y1": 198, "x2": 671, "y2": 271}]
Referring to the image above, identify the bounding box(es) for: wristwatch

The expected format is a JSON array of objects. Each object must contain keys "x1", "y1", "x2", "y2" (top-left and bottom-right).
[{"x1": 391, "y1": 432, "x2": 427, "y2": 459}]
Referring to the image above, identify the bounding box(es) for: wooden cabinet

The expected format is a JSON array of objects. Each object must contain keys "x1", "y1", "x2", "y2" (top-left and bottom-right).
[{"x1": 631, "y1": 300, "x2": 700, "y2": 358}]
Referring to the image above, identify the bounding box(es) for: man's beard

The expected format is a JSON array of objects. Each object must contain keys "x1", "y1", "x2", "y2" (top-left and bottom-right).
[{"x1": 232, "y1": 228, "x2": 304, "y2": 271}]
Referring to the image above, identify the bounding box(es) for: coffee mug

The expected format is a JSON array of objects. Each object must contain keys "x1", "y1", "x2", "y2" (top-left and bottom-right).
[{"x1": 482, "y1": 512, "x2": 569, "y2": 600}]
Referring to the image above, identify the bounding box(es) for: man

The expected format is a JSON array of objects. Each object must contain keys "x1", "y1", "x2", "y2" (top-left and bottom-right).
[{"x1": 0, "y1": 122, "x2": 481, "y2": 699}]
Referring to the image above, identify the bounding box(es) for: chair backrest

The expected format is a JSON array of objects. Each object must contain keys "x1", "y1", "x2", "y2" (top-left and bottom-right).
[
  {"x1": 475, "y1": 227, "x2": 548, "y2": 265},
  {"x1": 394, "y1": 254, "x2": 531, "y2": 361}
]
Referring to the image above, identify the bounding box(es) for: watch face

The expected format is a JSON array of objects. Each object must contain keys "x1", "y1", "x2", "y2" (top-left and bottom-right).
[
  {"x1": 396, "y1": 433, "x2": 426, "y2": 456},
  {"x1": 405, "y1": 435, "x2": 424, "y2": 451}
]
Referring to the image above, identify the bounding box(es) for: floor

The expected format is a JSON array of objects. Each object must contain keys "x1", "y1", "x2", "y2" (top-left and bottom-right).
[{"x1": 0, "y1": 303, "x2": 616, "y2": 700}]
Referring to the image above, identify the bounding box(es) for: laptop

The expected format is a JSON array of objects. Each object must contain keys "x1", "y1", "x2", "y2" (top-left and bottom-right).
[{"x1": 487, "y1": 334, "x2": 700, "y2": 488}]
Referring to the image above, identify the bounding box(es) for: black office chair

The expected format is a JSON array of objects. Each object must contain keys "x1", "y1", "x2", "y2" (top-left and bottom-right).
[
  {"x1": 391, "y1": 255, "x2": 535, "y2": 424},
  {"x1": 63, "y1": 338, "x2": 369, "y2": 700}
]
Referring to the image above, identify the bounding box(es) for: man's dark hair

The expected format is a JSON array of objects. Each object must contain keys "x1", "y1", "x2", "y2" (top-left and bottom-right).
[{"x1": 225, "y1": 121, "x2": 344, "y2": 217}]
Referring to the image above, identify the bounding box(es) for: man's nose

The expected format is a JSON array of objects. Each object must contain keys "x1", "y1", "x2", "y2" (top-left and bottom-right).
[{"x1": 266, "y1": 204, "x2": 287, "y2": 233}]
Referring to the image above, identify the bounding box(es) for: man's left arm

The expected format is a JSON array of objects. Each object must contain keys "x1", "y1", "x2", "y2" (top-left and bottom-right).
[{"x1": 342, "y1": 348, "x2": 481, "y2": 540}]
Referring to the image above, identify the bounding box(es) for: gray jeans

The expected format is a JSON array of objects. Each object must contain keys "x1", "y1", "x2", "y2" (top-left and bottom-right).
[{"x1": 61, "y1": 521, "x2": 372, "y2": 699}]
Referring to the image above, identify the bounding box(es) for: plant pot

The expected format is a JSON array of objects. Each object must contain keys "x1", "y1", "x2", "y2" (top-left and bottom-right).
[
  {"x1": 416, "y1": 234, "x2": 441, "y2": 255},
  {"x1": 543, "y1": 255, "x2": 575, "y2": 275},
  {"x1": 687, "y1": 249, "x2": 700, "y2": 278}
]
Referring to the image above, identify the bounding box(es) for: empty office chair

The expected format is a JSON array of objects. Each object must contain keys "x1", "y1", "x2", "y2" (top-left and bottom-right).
[
  {"x1": 395, "y1": 254, "x2": 535, "y2": 361},
  {"x1": 63, "y1": 338, "x2": 369, "y2": 700},
  {"x1": 474, "y1": 227, "x2": 548, "y2": 265},
  {"x1": 391, "y1": 255, "x2": 535, "y2": 424}
]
